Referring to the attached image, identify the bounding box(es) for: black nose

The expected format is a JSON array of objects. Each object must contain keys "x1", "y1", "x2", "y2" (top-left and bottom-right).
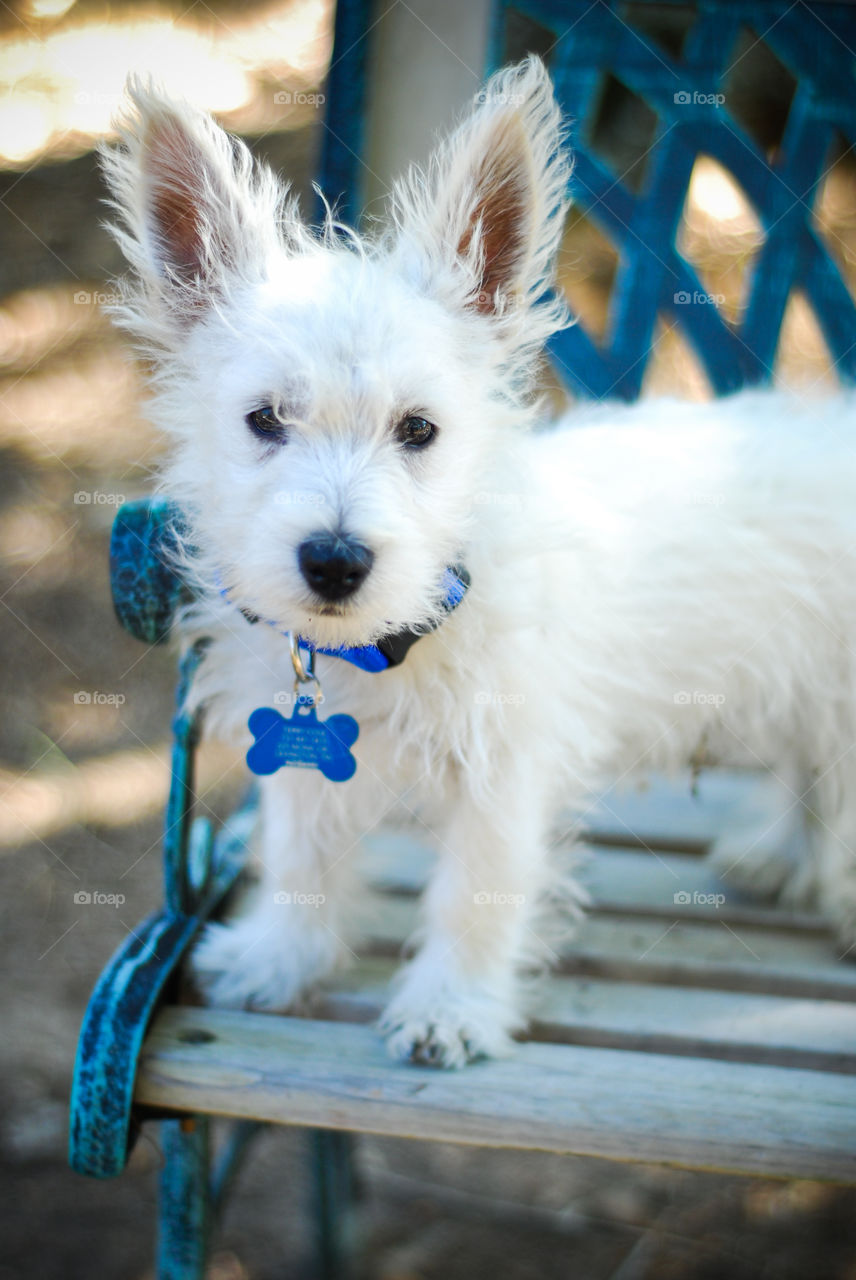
[{"x1": 297, "y1": 532, "x2": 375, "y2": 601}]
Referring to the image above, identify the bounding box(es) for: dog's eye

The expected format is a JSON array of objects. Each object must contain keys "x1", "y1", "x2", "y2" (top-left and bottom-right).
[
  {"x1": 246, "y1": 406, "x2": 286, "y2": 441},
  {"x1": 396, "y1": 415, "x2": 437, "y2": 449}
]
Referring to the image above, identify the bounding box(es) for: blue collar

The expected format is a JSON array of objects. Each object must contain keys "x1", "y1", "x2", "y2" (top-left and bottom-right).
[{"x1": 223, "y1": 564, "x2": 470, "y2": 673}]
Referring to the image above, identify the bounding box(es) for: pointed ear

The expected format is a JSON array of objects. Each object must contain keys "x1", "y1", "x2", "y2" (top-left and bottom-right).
[
  {"x1": 392, "y1": 58, "x2": 572, "y2": 331},
  {"x1": 101, "y1": 78, "x2": 290, "y2": 327}
]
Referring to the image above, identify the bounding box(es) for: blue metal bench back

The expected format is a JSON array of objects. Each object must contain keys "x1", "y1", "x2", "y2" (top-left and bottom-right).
[{"x1": 321, "y1": 0, "x2": 856, "y2": 400}]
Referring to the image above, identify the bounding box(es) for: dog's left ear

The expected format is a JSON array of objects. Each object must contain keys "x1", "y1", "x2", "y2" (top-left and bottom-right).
[{"x1": 392, "y1": 57, "x2": 571, "y2": 337}]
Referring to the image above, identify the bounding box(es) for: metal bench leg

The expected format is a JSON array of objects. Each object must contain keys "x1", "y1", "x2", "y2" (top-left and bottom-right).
[
  {"x1": 157, "y1": 1117, "x2": 211, "y2": 1280},
  {"x1": 312, "y1": 1129, "x2": 360, "y2": 1280}
]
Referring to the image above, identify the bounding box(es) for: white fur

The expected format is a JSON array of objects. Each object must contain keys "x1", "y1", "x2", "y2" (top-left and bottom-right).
[{"x1": 104, "y1": 59, "x2": 856, "y2": 1067}]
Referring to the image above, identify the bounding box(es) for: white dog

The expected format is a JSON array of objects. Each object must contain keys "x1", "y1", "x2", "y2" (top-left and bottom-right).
[{"x1": 103, "y1": 58, "x2": 856, "y2": 1067}]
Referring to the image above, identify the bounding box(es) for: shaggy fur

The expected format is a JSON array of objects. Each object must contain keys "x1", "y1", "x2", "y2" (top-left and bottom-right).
[{"x1": 103, "y1": 59, "x2": 856, "y2": 1068}]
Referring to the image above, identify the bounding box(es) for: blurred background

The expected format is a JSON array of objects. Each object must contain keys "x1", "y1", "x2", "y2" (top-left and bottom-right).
[{"x1": 2, "y1": 1, "x2": 856, "y2": 1277}]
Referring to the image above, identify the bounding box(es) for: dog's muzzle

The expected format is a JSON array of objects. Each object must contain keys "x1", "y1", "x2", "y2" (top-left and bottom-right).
[{"x1": 297, "y1": 531, "x2": 375, "y2": 602}]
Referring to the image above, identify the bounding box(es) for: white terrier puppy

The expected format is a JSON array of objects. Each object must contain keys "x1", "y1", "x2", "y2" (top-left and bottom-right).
[{"x1": 103, "y1": 58, "x2": 856, "y2": 1067}]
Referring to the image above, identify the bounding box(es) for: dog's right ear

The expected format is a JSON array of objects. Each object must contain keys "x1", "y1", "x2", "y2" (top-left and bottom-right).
[{"x1": 101, "y1": 79, "x2": 288, "y2": 329}]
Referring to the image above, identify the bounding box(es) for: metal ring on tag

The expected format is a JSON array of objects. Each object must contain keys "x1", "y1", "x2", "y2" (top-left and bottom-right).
[
  {"x1": 288, "y1": 632, "x2": 315, "y2": 682},
  {"x1": 288, "y1": 633, "x2": 323, "y2": 705},
  {"x1": 292, "y1": 673, "x2": 324, "y2": 706}
]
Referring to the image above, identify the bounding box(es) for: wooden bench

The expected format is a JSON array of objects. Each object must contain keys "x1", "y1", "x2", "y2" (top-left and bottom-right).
[
  {"x1": 68, "y1": 2, "x2": 856, "y2": 1276},
  {"x1": 135, "y1": 780, "x2": 856, "y2": 1184}
]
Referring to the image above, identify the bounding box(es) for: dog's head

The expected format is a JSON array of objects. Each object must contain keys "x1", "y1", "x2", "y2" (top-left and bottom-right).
[{"x1": 103, "y1": 58, "x2": 571, "y2": 648}]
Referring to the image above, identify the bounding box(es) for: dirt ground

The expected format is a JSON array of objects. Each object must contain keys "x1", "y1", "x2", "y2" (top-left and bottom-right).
[{"x1": 2, "y1": 11, "x2": 856, "y2": 1280}]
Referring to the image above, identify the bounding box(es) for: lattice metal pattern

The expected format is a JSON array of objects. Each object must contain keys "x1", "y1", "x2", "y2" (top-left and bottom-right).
[{"x1": 489, "y1": 0, "x2": 856, "y2": 399}]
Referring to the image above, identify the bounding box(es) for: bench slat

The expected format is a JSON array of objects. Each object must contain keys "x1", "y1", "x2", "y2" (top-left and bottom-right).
[
  {"x1": 314, "y1": 959, "x2": 856, "y2": 1073},
  {"x1": 576, "y1": 849, "x2": 821, "y2": 928},
  {"x1": 134, "y1": 1007, "x2": 856, "y2": 1183},
  {"x1": 582, "y1": 769, "x2": 794, "y2": 850},
  {"x1": 362, "y1": 836, "x2": 824, "y2": 930},
  {"x1": 363, "y1": 896, "x2": 856, "y2": 1001}
]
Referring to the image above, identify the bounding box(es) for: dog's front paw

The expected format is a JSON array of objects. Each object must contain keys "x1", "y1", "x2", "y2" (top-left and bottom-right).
[
  {"x1": 379, "y1": 964, "x2": 521, "y2": 1068},
  {"x1": 190, "y1": 919, "x2": 299, "y2": 1011},
  {"x1": 190, "y1": 911, "x2": 339, "y2": 1012},
  {"x1": 380, "y1": 1011, "x2": 511, "y2": 1068}
]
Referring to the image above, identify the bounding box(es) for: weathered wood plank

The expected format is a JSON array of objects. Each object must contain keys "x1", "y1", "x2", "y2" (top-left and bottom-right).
[
  {"x1": 361, "y1": 770, "x2": 781, "y2": 897},
  {"x1": 313, "y1": 959, "x2": 856, "y2": 1073},
  {"x1": 134, "y1": 1006, "x2": 856, "y2": 1182},
  {"x1": 581, "y1": 769, "x2": 793, "y2": 851},
  {"x1": 575, "y1": 849, "x2": 822, "y2": 928},
  {"x1": 362, "y1": 836, "x2": 825, "y2": 930},
  {"x1": 362, "y1": 896, "x2": 856, "y2": 1001}
]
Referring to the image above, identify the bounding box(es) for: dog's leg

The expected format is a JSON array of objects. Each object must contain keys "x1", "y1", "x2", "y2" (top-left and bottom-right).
[
  {"x1": 707, "y1": 764, "x2": 815, "y2": 905},
  {"x1": 807, "y1": 769, "x2": 856, "y2": 953},
  {"x1": 379, "y1": 767, "x2": 560, "y2": 1067},
  {"x1": 714, "y1": 759, "x2": 856, "y2": 947},
  {"x1": 191, "y1": 770, "x2": 363, "y2": 1011}
]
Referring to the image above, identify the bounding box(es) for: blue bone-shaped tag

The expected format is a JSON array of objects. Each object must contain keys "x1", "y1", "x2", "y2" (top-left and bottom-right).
[{"x1": 246, "y1": 702, "x2": 359, "y2": 782}]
